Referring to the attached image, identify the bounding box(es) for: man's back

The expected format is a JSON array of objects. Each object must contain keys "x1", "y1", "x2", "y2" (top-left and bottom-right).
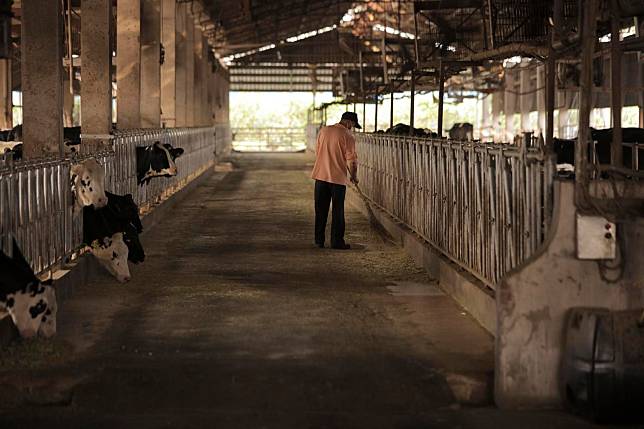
[{"x1": 310, "y1": 124, "x2": 357, "y2": 186}]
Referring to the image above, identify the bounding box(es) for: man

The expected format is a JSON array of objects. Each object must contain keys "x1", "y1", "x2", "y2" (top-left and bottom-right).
[{"x1": 310, "y1": 112, "x2": 360, "y2": 250}]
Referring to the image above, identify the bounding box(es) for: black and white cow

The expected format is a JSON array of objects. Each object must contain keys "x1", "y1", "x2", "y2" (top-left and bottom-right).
[
  {"x1": 552, "y1": 127, "x2": 641, "y2": 169},
  {"x1": 448, "y1": 123, "x2": 474, "y2": 141},
  {"x1": 0, "y1": 240, "x2": 57, "y2": 339},
  {"x1": 71, "y1": 158, "x2": 108, "y2": 212},
  {"x1": 136, "y1": 141, "x2": 184, "y2": 185},
  {"x1": 83, "y1": 191, "x2": 145, "y2": 282}
]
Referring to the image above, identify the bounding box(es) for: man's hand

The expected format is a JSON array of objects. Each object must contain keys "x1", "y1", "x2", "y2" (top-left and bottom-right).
[{"x1": 350, "y1": 175, "x2": 359, "y2": 185}]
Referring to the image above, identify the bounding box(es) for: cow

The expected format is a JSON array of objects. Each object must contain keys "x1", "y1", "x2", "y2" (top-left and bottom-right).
[
  {"x1": 83, "y1": 191, "x2": 145, "y2": 282},
  {"x1": 0, "y1": 239, "x2": 57, "y2": 339},
  {"x1": 71, "y1": 158, "x2": 108, "y2": 212},
  {"x1": 87, "y1": 233, "x2": 131, "y2": 283},
  {"x1": 136, "y1": 141, "x2": 184, "y2": 185},
  {"x1": 552, "y1": 128, "x2": 641, "y2": 171},
  {"x1": 448, "y1": 123, "x2": 474, "y2": 141},
  {"x1": 0, "y1": 142, "x2": 22, "y2": 161},
  {"x1": 384, "y1": 123, "x2": 438, "y2": 138},
  {"x1": 0, "y1": 124, "x2": 22, "y2": 142}
]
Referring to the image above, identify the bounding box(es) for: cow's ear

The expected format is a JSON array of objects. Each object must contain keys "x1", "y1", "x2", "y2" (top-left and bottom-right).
[{"x1": 171, "y1": 148, "x2": 184, "y2": 158}]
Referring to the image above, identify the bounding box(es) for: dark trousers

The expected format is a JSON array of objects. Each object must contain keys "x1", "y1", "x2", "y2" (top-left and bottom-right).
[{"x1": 314, "y1": 180, "x2": 346, "y2": 247}]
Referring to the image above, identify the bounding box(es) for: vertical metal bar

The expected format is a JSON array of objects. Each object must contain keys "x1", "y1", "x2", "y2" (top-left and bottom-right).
[{"x1": 409, "y1": 71, "x2": 415, "y2": 135}]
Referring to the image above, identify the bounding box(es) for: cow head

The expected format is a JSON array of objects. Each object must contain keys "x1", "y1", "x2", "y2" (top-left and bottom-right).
[
  {"x1": 71, "y1": 158, "x2": 108, "y2": 211},
  {"x1": 90, "y1": 232, "x2": 131, "y2": 283},
  {"x1": 138, "y1": 142, "x2": 184, "y2": 184},
  {"x1": 0, "y1": 240, "x2": 58, "y2": 339}
]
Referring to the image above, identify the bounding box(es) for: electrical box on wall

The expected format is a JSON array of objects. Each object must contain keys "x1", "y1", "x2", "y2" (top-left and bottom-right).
[{"x1": 577, "y1": 215, "x2": 617, "y2": 260}]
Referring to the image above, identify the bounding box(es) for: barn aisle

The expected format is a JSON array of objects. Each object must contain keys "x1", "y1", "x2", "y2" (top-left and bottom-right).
[{"x1": 0, "y1": 153, "x2": 605, "y2": 428}]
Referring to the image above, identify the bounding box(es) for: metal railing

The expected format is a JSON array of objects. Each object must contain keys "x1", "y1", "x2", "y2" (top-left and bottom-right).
[
  {"x1": 355, "y1": 133, "x2": 556, "y2": 289},
  {"x1": 0, "y1": 126, "x2": 218, "y2": 276},
  {"x1": 231, "y1": 127, "x2": 306, "y2": 152}
]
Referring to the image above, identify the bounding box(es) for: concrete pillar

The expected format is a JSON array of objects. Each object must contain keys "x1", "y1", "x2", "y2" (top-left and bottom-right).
[
  {"x1": 82, "y1": 0, "x2": 112, "y2": 142},
  {"x1": 193, "y1": 25, "x2": 203, "y2": 126},
  {"x1": 175, "y1": 3, "x2": 187, "y2": 127},
  {"x1": 536, "y1": 65, "x2": 546, "y2": 136},
  {"x1": 116, "y1": 0, "x2": 141, "y2": 129},
  {"x1": 504, "y1": 68, "x2": 516, "y2": 141},
  {"x1": 201, "y1": 34, "x2": 209, "y2": 126},
  {"x1": 0, "y1": 59, "x2": 12, "y2": 130},
  {"x1": 160, "y1": 0, "x2": 176, "y2": 128},
  {"x1": 520, "y1": 66, "x2": 531, "y2": 132},
  {"x1": 63, "y1": 76, "x2": 74, "y2": 127},
  {"x1": 140, "y1": 0, "x2": 161, "y2": 128},
  {"x1": 21, "y1": 0, "x2": 63, "y2": 158},
  {"x1": 185, "y1": 12, "x2": 195, "y2": 126}
]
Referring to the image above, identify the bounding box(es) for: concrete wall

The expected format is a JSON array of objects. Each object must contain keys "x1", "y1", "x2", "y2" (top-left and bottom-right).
[{"x1": 495, "y1": 181, "x2": 644, "y2": 408}]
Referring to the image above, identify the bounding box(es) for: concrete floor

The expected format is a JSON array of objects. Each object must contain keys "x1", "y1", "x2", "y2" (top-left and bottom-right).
[{"x1": 0, "y1": 153, "x2": 622, "y2": 428}]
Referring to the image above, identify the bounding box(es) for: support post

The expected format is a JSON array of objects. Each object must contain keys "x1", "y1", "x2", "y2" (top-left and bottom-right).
[
  {"x1": 576, "y1": 0, "x2": 598, "y2": 204},
  {"x1": 546, "y1": 45, "x2": 556, "y2": 149},
  {"x1": 82, "y1": 0, "x2": 112, "y2": 147},
  {"x1": 140, "y1": 0, "x2": 161, "y2": 128},
  {"x1": 116, "y1": 0, "x2": 141, "y2": 128},
  {"x1": 610, "y1": 0, "x2": 622, "y2": 167},
  {"x1": 504, "y1": 68, "x2": 516, "y2": 142},
  {"x1": 438, "y1": 63, "x2": 445, "y2": 137},
  {"x1": 175, "y1": 3, "x2": 187, "y2": 126},
  {"x1": 0, "y1": 59, "x2": 11, "y2": 129},
  {"x1": 185, "y1": 15, "x2": 195, "y2": 126},
  {"x1": 193, "y1": 26, "x2": 203, "y2": 126},
  {"x1": 409, "y1": 72, "x2": 415, "y2": 135},
  {"x1": 390, "y1": 88, "x2": 394, "y2": 129},
  {"x1": 161, "y1": 0, "x2": 176, "y2": 127},
  {"x1": 362, "y1": 102, "x2": 366, "y2": 133},
  {"x1": 22, "y1": 0, "x2": 63, "y2": 158},
  {"x1": 374, "y1": 96, "x2": 378, "y2": 132},
  {"x1": 520, "y1": 65, "x2": 531, "y2": 131}
]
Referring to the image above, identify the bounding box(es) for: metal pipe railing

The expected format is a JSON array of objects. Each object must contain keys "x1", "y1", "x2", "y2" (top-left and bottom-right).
[
  {"x1": 0, "y1": 126, "x2": 222, "y2": 277},
  {"x1": 355, "y1": 133, "x2": 556, "y2": 289}
]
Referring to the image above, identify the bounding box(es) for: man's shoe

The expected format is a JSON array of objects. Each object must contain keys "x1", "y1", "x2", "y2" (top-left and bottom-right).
[
  {"x1": 315, "y1": 242, "x2": 325, "y2": 248},
  {"x1": 331, "y1": 243, "x2": 351, "y2": 250}
]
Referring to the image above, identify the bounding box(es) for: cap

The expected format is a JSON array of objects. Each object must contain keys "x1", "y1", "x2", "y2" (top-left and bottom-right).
[{"x1": 341, "y1": 111, "x2": 362, "y2": 129}]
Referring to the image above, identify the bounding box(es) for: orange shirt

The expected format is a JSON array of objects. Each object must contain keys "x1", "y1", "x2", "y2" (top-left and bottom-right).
[{"x1": 310, "y1": 124, "x2": 358, "y2": 185}]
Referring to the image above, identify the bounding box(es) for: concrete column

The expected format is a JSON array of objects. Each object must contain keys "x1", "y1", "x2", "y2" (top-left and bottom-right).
[
  {"x1": 504, "y1": 68, "x2": 516, "y2": 141},
  {"x1": 116, "y1": 0, "x2": 141, "y2": 129},
  {"x1": 63, "y1": 76, "x2": 74, "y2": 127},
  {"x1": 185, "y1": 12, "x2": 195, "y2": 126},
  {"x1": 21, "y1": 0, "x2": 63, "y2": 158},
  {"x1": 175, "y1": 3, "x2": 187, "y2": 127},
  {"x1": 0, "y1": 59, "x2": 12, "y2": 130},
  {"x1": 193, "y1": 26, "x2": 203, "y2": 126},
  {"x1": 201, "y1": 34, "x2": 209, "y2": 126},
  {"x1": 520, "y1": 66, "x2": 531, "y2": 132},
  {"x1": 82, "y1": 0, "x2": 112, "y2": 141},
  {"x1": 536, "y1": 65, "x2": 546, "y2": 136},
  {"x1": 160, "y1": 0, "x2": 176, "y2": 127},
  {"x1": 140, "y1": 0, "x2": 161, "y2": 128}
]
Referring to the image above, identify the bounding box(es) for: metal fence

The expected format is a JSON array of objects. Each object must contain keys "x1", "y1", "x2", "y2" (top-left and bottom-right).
[
  {"x1": 232, "y1": 127, "x2": 306, "y2": 152},
  {"x1": 0, "y1": 126, "x2": 218, "y2": 276},
  {"x1": 355, "y1": 133, "x2": 556, "y2": 289}
]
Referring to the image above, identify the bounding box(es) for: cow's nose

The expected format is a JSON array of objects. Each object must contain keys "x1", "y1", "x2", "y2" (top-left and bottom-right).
[
  {"x1": 20, "y1": 328, "x2": 37, "y2": 339},
  {"x1": 122, "y1": 275, "x2": 131, "y2": 282}
]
